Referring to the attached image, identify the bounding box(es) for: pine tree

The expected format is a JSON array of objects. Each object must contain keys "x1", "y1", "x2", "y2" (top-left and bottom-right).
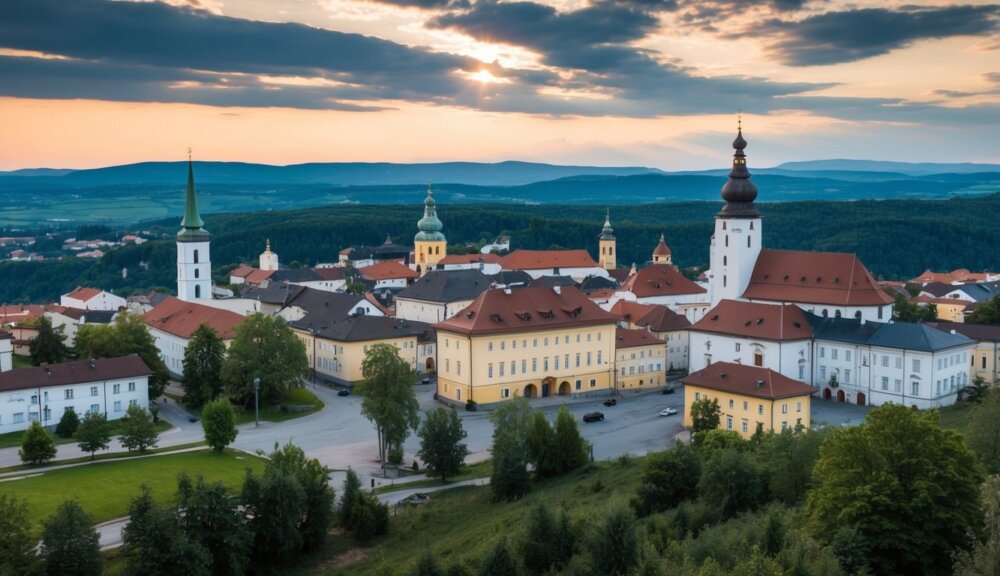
[
  {"x1": 177, "y1": 476, "x2": 251, "y2": 576},
  {"x1": 19, "y1": 420, "x2": 57, "y2": 465},
  {"x1": 181, "y1": 324, "x2": 225, "y2": 409},
  {"x1": 417, "y1": 406, "x2": 470, "y2": 482},
  {"x1": 553, "y1": 406, "x2": 588, "y2": 474},
  {"x1": 590, "y1": 505, "x2": 642, "y2": 576},
  {"x1": 40, "y1": 500, "x2": 101, "y2": 576},
  {"x1": 29, "y1": 315, "x2": 71, "y2": 366},
  {"x1": 479, "y1": 539, "x2": 521, "y2": 576},
  {"x1": 0, "y1": 494, "x2": 41, "y2": 576},
  {"x1": 121, "y1": 487, "x2": 210, "y2": 576},
  {"x1": 55, "y1": 408, "x2": 79, "y2": 438}
]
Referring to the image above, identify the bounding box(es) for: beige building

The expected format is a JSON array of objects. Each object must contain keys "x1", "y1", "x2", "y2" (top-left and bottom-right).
[
  {"x1": 615, "y1": 328, "x2": 666, "y2": 391},
  {"x1": 290, "y1": 315, "x2": 435, "y2": 386},
  {"x1": 434, "y1": 286, "x2": 618, "y2": 406},
  {"x1": 928, "y1": 322, "x2": 1000, "y2": 384},
  {"x1": 683, "y1": 362, "x2": 813, "y2": 439},
  {"x1": 609, "y1": 300, "x2": 691, "y2": 371}
]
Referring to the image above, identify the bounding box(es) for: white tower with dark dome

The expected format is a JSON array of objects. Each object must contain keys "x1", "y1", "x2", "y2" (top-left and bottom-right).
[{"x1": 176, "y1": 156, "x2": 212, "y2": 302}]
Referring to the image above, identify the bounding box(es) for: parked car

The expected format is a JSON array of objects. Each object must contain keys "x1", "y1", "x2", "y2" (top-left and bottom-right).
[
  {"x1": 603, "y1": 398, "x2": 617, "y2": 407},
  {"x1": 421, "y1": 377, "x2": 431, "y2": 385},
  {"x1": 661, "y1": 387, "x2": 675, "y2": 395},
  {"x1": 583, "y1": 412, "x2": 605, "y2": 423},
  {"x1": 659, "y1": 407, "x2": 677, "y2": 416},
  {"x1": 337, "y1": 389, "x2": 351, "y2": 397}
]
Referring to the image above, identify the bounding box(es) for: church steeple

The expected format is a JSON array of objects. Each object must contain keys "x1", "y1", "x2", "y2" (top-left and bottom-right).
[
  {"x1": 598, "y1": 208, "x2": 616, "y2": 270},
  {"x1": 718, "y1": 115, "x2": 759, "y2": 219},
  {"x1": 178, "y1": 152, "x2": 208, "y2": 239},
  {"x1": 414, "y1": 184, "x2": 447, "y2": 275},
  {"x1": 415, "y1": 185, "x2": 445, "y2": 241},
  {"x1": 176, "y1": 150, "x2": 212, "y2": 301},
  {"x1": 599, "y1": 209, "x2": 615, "y2": 240}
]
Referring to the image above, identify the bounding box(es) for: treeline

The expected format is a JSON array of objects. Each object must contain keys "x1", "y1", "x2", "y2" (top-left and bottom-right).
[{"x1": 2, "y1": 194, "x2": 999, "y2": 303}]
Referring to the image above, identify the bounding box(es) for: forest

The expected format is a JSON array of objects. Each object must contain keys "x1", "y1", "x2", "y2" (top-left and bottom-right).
[{"x1": 0, "y1": 193, "x2": 997, "y2": 304}]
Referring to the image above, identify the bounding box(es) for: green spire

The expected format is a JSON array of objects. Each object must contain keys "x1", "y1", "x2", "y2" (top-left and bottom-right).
[
  {"x1": 415, "y1": 185, "x2": 446, "y2": 242},
  {"x1": 178, "y1": 153, "x2": 209, "y2": 240},
  {"x1": 600, "y1": 208, "x2": 615, "y2": 240}
]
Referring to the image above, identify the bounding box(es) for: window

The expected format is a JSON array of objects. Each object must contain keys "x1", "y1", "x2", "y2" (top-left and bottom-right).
[
  {"x1": 729, "y1": 399, "x2": 735, "y2": 409},
  {"x1": 13, "y1": 413, "x2": 24, "y2": 424},
  {"x1": 726, "y1": 416, "x2": 733, "y2": 430},
  {"x1": 194, "y1": 268, "x2": 200, "y2": 279},
  {"x1": 446, "y1": 359, "x2": 450, "y2": 372},
  {"x1": 781, "y1": 404, "x2": 788, "y2": 414},
  {"x1": 532, "y1": 358, "x2": 537, "y2": 372},
  {"x1": 819, "y1": 366, "x2": 826, "y2": 380},
  {"x1": 881, "y1": 355, "x2": 889, "y2": 368},
  {"x1": 881, "y1": 376, "x2": 889, "y2": 391},
  {"x1": 819, "y1": 347, "x2": 825, "y2": 358},
  {"x1": 799, "y1": 364, "x2": 804, "y2": 379},
  {"x1": 193, "y1": 249, "x2": 199, "y2": 263},
  {"x1": 741, "y1": 420, "x2": 748, "y2": 433},
  {"x1": 743, "y1": 401, "x2": 748, "y2": 410},
  {"x1": 521, "y1": 359, "x2": 527, "y2": 373},
  {"x1": 912, "y1": 359, "x2": 921, "y2": 373},
  {"x1": 90, "y1": 404, "x2": 99, "y2": 414},
  {"x1": 831, "y1": 348, "x2": 838, "y2": 360},
  {"x1": 501, "y1": 388, "x2": 510, "y2": 399},
  {"x1": 510, "y1": 361, "x2": 516, "y2": 376},
  {"x1": 554, "y1": 357, "x2": 560, "y2": 370},
  {"x1": 65, "y1": 389, "x2": 74, "y2": 400},
  {"x1": 544, "y1": 357, "x2": 549, "y2": 371},
  {"x1": 114, "y1": 401, "x2": 122, "y2": 412},
  {"x1": 597, "y1": 351, "x2": 602, "y2": 365},
  {"x1": 457, "y1": 361, "x2": 461, "y2": 375},
  {"x1": 129, "y1": 381, "x2": 136, "y2": 392},
  {"x1": 735, "y1": 343, "x2": 741, "y2": 352},
  {"x1": 456, "y1": 388, "x2": 461, "y2": 400},
  {"x1": 488, "y1": 363, "x2": 494, "y2": 378},
  {"x1": 30, "y1": 394, "x2": 38, "y2": 405},
  {"x1": 844, "y1": 369, "x2": 851, "y2": 384},
  {"x1": 499, "y1": 363, "x2": 504, "y2": 377},
  {"x1": 488, "y1": 342, "x2": 493, "y2": 352},
  {"x1": 796, "y1": 402, "x2": 801, "y2": 413},
  {"x1": 895, "y1": 357, "x2": 903, "y2": 369},
  {"x1": 589, "y1": 379, "x2": 596, "y2": 388},
  {"x1": 754, "y1": 353, "x2": 763, "y2": 367},
  {"x1": 781, "y1": 421, "x2": 788, "y2": 432},
  {"x1": 846, "y1": 350, "x2": 852, "y2": 362},
  {"x1": 758, "y1": 404, "x2": 764, "y2": 416},
  {"x1": 911, "y1": 382, "x2": 919, "y2": 396},
  {"x1": 695, "y1": 392, "x2": 701, "y2": 401},
  {"x1": 500, "y1": 341, "x2": 505, "y2": 351},
  {"x1": 575, "y1": 353, "x2": 581, "y2": 367},
  {"x1": 587, "y1": 352, "x2": 592, "y2": 366},
  {"x1": 90, "y1": 386, "x2": 98, "y2": 397},
  {"x1": 195, "y1": 285, "x2": 201, "y2": 298},
  {"x1": 576, "y1": 380, "x2": 582, "y2": 390},
  {"x1": 894, "y1": 379, "x2": 901, "y2": 393}
]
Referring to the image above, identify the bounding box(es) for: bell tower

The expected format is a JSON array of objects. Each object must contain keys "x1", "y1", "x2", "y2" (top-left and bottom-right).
[
  {"x1": 414, "y1": 185, "x2": 447, "y2": 275},
  {"x1": 176, "y1": 153, "x2": 212, "y2": 302},
  {"x1": 598, "y1": 209, "x2": 616, "y2": 270},
  {"x1": 652, "y1": 233, "x2": 672, "y2": 266}
]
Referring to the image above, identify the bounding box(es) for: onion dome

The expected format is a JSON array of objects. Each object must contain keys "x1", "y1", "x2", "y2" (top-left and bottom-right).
[
  {"x1": 415, "y1": 185, "x2": 446, "y2": 242},
  {"x1": 599, "y1": 209, "x2": 615, "y2": 240},
  {"x1": 718, "y1": 126, "x2": 760, "y2": 218}
]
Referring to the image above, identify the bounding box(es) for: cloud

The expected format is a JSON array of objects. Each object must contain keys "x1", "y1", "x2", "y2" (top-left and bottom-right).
[
  {"x1": 759, "y1": 5, "x2": 1000, "y2": 66},
  {"x1": 366, "y1": 0, "x2": 470, "y2": 9},
  {"x1": 985, "y1": 72, "x2": 1000, "y2": 84}
]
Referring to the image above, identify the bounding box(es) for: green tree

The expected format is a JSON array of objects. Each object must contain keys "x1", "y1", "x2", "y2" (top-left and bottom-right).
[
  {"x1": 479, "y1": 539, "x2": 521, "y2": 576},
  {"x1": 29, "y1": 315, "x2": 71, "y2": 366},
  {"x1": 553, "y1": 406, "x2": 589, "y2": 474},
  {"x1": 966, "y1": 390, "x2": 1000, "y2": 474},
  {"x1": 357, "y1": 343, "x2": 419, "y2": 475},
  {"x1": 590, "y1": 505, "x2": 642, "y2": 576},
  {"x1": 121, "y1": 487, "x2": 210, "y2": 576},
  {"x1": 39, "y1": 500, "x2": 101, "y2": 576},
  {"x1": 348, "y1": 491, "x2": 390, "y2": 543},
  {"x1": 730, "y1": 546, "x2": 786, "y2": 576},
  {"x1": 525, "y1": 411, "x2": 557, "y2": 479},
  {"x1": 967, "y1": 376, "x2": 992, "y2": 403},
  {"x1": 807, "y1": 404, "x2": 985, "y2": 576},
  {"x1": 176, "y1": 475, "x2": 251, "y2": 576},
  {"x1": 698, "y1": 448, "x2": 764, "y2": 520},
  {"x1": 221, "y1": 313, "x2": 309, "y2": 406},
  {"x1": 54, "y1": 408, "x2": 79, "y2": 438},
  {"x1": 954, "y1": 475, "x2": 1000, "y2": 576},
  {"x1": 267, "y1": 442, "x2": 337, "y2": 552},
  {"x1": 632, "y1": 442, "x2": 701, "y2": 517},
  {"x1": 182, "y1": 324, "x2": 225, "y2": 409},
  {"x1": 893, "y1": 293, "x2": 937, "y2": 322},
  {"x1": 0, "y1": 494, "x2": 41, "y2": 576},
  {"x1": 522, "y1": 504, "x2": 574, "y2": 575},
  {"x1": 411, "y1": 551, "x2": 446, "y2": 576},
  {"x1": 243, "y1": 466, "x2": 304, "y2": 566},
  {"x1": 339, "y1": 468, "x2": 363, "y2": 528},
  {"x1": 119, "y1": 404, "x2": 158, "y2": 452},
  {"x1": 75, "y1": 411, "x2": 112, "y2": 459},
  {"x1": 75, "y1": 313, "x2": 170, "y2": 399},
  {"x1": 201, "y1": 397, "x2": 238, "y2": 452},
  {"x1": 689, "y1": 397, "x2": 721, "y2": 437},
  {"x1": 756, "y1": 428, "x2": 827, "y2": 505},
  {"x1": 696, "y1": 429, "x2": 745, "y2": 456},
  {"x1": 968, "y1": 294, "x2": 1000, "y2": 325},
  {"x1": 490, "y1": 399, "x2": 533, "y2": 501},
  {"x1": 418, "y1": 406, "x2": 470, "y2": 482},
  {"x1": 20, "y1": 420, "x2": 57, "y2": 465}
]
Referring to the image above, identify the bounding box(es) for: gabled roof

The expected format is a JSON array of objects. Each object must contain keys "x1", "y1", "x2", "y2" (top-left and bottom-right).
[
  {"x1": 229, "y1": 264, "x2": 256, "y2": 279},
  {"x1": 143, "y1": 296, "x2": 244, "y2": 340},
  {"x1": 0, "y1": 305, "x2": 44, "y2": 325},
  {"x1": 610, "y1": 300, "x2": 660, "y2": 323},
  {"x1": 921, "y1": 282, "x2": 1000, "y2": 302},
  {"x1": 290, "y1": 315, "x2": 433, "y2": 343},
  {"x1": 579, "y1": 275, "x2": 618, "y2": 292},
  {"x1": 633, "y1": 305, "x2": 691, "y2": 332},
  {"x1": 0, "y1": 355, "x2": 151, "y2": 393},
  {"x1": 435, "y1": 286, "x2": 618, "y2": 336},
  {"x1": 360, "y1": 261, "x2": 419, "y2": 282},
  {"x1": 268, "y1": 269, "x2": 323, "y2": 283},
  {"x1": 500, "y1": 249, "x2": 599, "y2": 271},
  {"x1": 684, "y1": 362, "x2": 814, "y2": 400},
  {"x1": 490, "y1": 270, "x2": 533, "y2": 288},
  {"x1": 616, "y1": 328, "x2": 662, "y2": 349},
  {"x1": 65, "y1": 287, "x2": 102, "y2": 301},
  {"x1": 742, "y1": 249, "x2": 893, "y2": 307},
  {"x1": 529, "y1": 275, "x2": 577, "y2": 288},
  {"x1": 312, "y1": 267, "x2": 346, "y2": 281},
  {"x1": 242, "y1": 282, "x2": 307, "y2": 305},
  {"x1": 395, "y1": 269, "x2": 493, "y2": 304},
  {"x1": 608, "y1": 268, "x2": 632, "y2": 283},
  {"x1": 47, "y1": 307, "x2": 115, "y2": 323},
  {"x1": 912, "y1": 268, "x2": 992, "y2": 285},
  {"x1": 619, "y1": 264, "x2": 706, "y2": 298},
  {"x1": 244, "y1": 268, "x2": 275, "y2": 285},
  {"x1": 808, "y1": 314, "x2": 974, "y2": 352},
  {"x1": 691, "y1": 300, "x2": 812, "y2": 341}
]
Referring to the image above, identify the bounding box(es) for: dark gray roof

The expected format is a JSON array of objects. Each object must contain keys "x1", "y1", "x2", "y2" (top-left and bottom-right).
[
  {"x1": 267, "y1": 269, "x2": 323, "y2": 283},
  {"x1": 922, "y1": 282, "x2": 1000, "y2": 302},
  {"x1": 290, "y1": 315, "x2": 434, "y2": 343},
  {"x1": 0, "y1": 354, "x2": 151, "y2": 393},
  {"x1": 579, "y1": 275, "x2": 618, "y2": 292},
  {"x1": 490, "y1": 270, "x2": 532, "y2": 288},
  {"x1": 808, "y1": 313, "x2": 974, "y2": 352},
  {"x1": 396, "y1": 269, "x2": 492, "y2": 304},
  {"x1": 529, "y1": 275, "x2": 576, "y2": 288},
  {"x1": 242, "y1": 282, "x2": 307, "y2": 305},
  {"x1": 241, "y1": 283, "x2": 368, "y2": 318},
  {"x1": 927, "y1": 322, "x2": 1000, "y2": 343}
]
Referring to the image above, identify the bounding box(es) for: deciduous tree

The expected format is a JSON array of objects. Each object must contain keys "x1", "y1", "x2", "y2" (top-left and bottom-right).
[
  {"x1": 182, "y1": 324, "x2": 225, "y2": 409},
  {"x1": 201, "y1": 397, "x2": 238, "y2": 452},
  {"x1": 176, "y1": 475, "x2": 251, "y2": 576},
  {"x1": 689, "y1": 397, "x2": 721, "y2": 438},
  {"x1": 0, "y1": 494, "x2": 40, "y2": 576},
  {"x1": 54, "y1": 408, "x2": 79, "y2": 438},
  {"x1": 40, "y1": 500, "x2": 101, "y2": 576},
  {"x1": 119, "y1": 404, "x2": 158, "y2": 452},
  {"x1": 553, "y1": 406, "x2": 589, "y2": 474},
  {"x1": 121, "y1": 487, "x2": 210, "y2": 576},
  {"x1": 357, "y1": 343, "x2": 419, "y2": 475},
  {"x1": 76, "y1": 411, "x2": 112, "y2": 459},
  {"x1": 698, "y1": 448, "x2": 764, "y2": 520},
  {"x1": 221, "y1": 313, "x2": 309, "y2": 406},
  {"x1": 418, "y1": 406, "x2": 470, "y2": 482},
  {"x1": 75, "y1": 313, "x2": 170, "y2": 399},
  {"x1": 968, "y1": 293, "x2": 1000, "y2": 325},
  {"x1": 479, "y1": 539, "x2": 521, "y2": 576},
  {"x1": 632, "y1": 442, "x2": 701, "y2": 517},
  {"x1": 20, "y1": 420, "x2": 57, "y2": 465},
  {"x1": 968, "y1": 390, "x2": 1000, "y2": 474},
  {"x1": 29, "y1": 315, "x2": 71, "y2": 366},
  {"x1": 267, "y1": 442, "x2": 337, "y2": 552},
  {"x1": 589, "y1": 505, "x2": 642, "y2": 576}
]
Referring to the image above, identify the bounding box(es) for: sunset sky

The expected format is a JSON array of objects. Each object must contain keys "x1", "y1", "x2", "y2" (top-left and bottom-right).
[{"x1": 2, "y1": 0, "x2": 999, "y2": 170}]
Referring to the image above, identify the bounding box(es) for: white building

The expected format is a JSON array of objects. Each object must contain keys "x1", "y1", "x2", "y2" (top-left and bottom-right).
[
  {"x1": 44, "y1": 307, "x2": 116, "y2": 347},
  {"x1": 143, "y1": 296, "x2": 243, "y2": 377},
  {"x1": 177, "y1": 158, "x2": 212, "y2": 302},
  {"x1": 259, "y1": 240, "x2": 279, "y2": 271},
  {"x1": 438, "y1": 253, "x2": 504, "y2": 275},
  {"x1": 60, "y1": 287, "x2": 126, "y2": 312},
  {"x1": 0, "y1": 355, "x2": 151, "y2": 435},
  {"x1": 612, "y1": 264, "x2": 710, "y2": 322},
  {"x1": 1, "y1": 332, "x2": 12, "y2": 372},
  {"x1": 395, "y1": 269, "x2": 493, "y2": 324}
]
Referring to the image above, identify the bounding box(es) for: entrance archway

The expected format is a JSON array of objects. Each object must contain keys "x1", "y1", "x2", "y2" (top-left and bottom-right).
[
  {"x1": 639, "y1": 379, "x2": 644, "y2": 387},
  {"x1": 857, "y1": 392, "x2": 866, "y2": 406},
  {"x1": 836, "y1": 389, "x2": 845, "y2": 403},
  {"x1": 823, "y1": 388, "x2": 832, "y2": 400},
  {"x1": 524, "y1": 383, "x2": 538, "y2": 398},
  {"x1": 558, "y1": 381, "x2": 570, "y2": 395},
  {"x1": 541, "y1": 377, "x2": 555, "y2": 398},
  {"x1": 425, "y1": 358, "x2": 435, "y2": 372}
]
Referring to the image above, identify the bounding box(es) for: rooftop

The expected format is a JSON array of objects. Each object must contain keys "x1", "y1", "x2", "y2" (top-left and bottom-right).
[
  {"x1": 143, "y1": 296, "x2": 244, "y2": 340},
  {"x1": 807, "y1": 314, "x2": 974, "y2": 352},
  {"x1": 742, "y1": 249, "x2": 893, "y2": 307},
  {"x1": 619, "y1": 264, "x2": 705, "y2": 298},
  {"x1": 500, "y1": 249, "x2": 599, "y2": 271},
  {"x1": 396, "y1": 269, "x2": 493, "y2": 303},
  {"x1": 0, "y1": 355, "x2": 151, "y2": 393},
  {"x1": 926, "y1": 321, "x2": 1000, "y2": 343},
  {"x1": 616, "y1": 328, "x2": 662, "y2": 349},
  {"x1": 65, "y1": 286, "x2": 103, "y2": 301},
  {"x1": 360, "y1": 260, "x2": 419, "y2": 282},
  {"x1": 435, "y1": 286, "x2": 618, "y2": 336},
  {"x1": 691, "y1": 300, "x2": 813, "y2": 341},
  {"x1": 290, "y1": 314, "x2": 434, "y2": 343},
  {"x1": 684, "y1": 362, "x2": 814, "y2": 400}
]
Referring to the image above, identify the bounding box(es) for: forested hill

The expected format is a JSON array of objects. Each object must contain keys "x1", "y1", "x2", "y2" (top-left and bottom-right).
[{"x1": 1, "y1": 194, "x2": 998, "y2": 304}]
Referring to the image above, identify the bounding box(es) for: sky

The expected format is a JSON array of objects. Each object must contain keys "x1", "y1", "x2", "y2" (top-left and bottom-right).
[{"x1": 1, "y1": 0, "x2": 999, "y2": 170}]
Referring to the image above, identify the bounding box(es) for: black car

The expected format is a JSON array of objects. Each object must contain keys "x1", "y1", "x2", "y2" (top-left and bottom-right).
[
  {"x1": 337, "y1": 389, "x2": 351, "y2": 397},
  {"x1": 421, "y1": 377, "x2": 431, "y2": 385},
  {"x1": 603, "y1": 398, "x2": 617, "y2": 407},
  {"x1": 583, "y1": 412, "x2": 605, "y2": 423},
  {"x1": 661, "y1": 387, "x2": 675, "y2": 395}
]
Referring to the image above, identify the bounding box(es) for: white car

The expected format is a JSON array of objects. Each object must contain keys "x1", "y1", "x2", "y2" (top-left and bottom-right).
[{"x1": 659, "y1": 407, "x2": 677, "y2": 417}]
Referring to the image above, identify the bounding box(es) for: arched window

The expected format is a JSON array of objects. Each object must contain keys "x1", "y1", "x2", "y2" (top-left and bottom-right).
[
  {"x1": 723, "y1": 275, "x2": 727, "y2": 287},
  {"x1": 195, "y1": 285, "x2": 202, "y2": 299},
  {"x1": 855, "y1": 311, "x2": 862, "y2": 320},
  {"x1": 722, "y1": 221, "x2": 727, "y2": 230},
  {"x1": 750, "y1": 221, "x2": 754, "y2": 230},
  {"x1": 194, "y1": 269, "x2": 200, "y2": 279},
  {"x1": 747, "y1": 236, "x2": 751, "y2": 248},
  {"x1": 193, "y1": 250, "x2": 199, "y2": 264},
  {"x1": 723, "y1": 256, "x2": 727, "y2": 266},
  {"x1": 725, "y1": 235, "x2": 729, "y2": 247}
]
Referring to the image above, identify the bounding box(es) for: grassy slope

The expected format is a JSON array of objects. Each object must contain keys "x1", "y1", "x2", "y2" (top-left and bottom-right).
[
  {"x1": 329, "y1": 457, "x2": 645, "y2": 576},
  {"x1": 0, "y1": 449, "x2": 264, "y2": 535}
]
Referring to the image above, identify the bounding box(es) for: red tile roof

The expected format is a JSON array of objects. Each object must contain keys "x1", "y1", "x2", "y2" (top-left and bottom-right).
[
  {"x1": 360, "y1": 261, "x2": 419, "y2": 281},
  {"x1": 244, "y1": 268, "x2": 275, "y2": 286},
  {"x1": 609, "y1": 301, "x2": 690, "y2": 332},
  {"x1": 616, "y1": 328, "x2": 662, "y2": 349},
  {"x1": 684, "y1": 362, "x2": 814, "y2": 400},
  {"x1": 65, "y1": 286, "x2": 102, "y2": 301},
  {"x1": 742, "y1": 249, "x2": 893, "y2": 307},
  {"x1": 619, "y1": 264, "x2": 706, "y2": 298},
  {"x1": 364, "y1": 293, "x2": 394, "y2": 316},
  {"x1": 0, "y1": 305, "x2": 44, "y2": 325},
  {"x1": 435, "y1": 286, "x2": 618, "y2": 336},
  {"x1": 912, "y1": 268, "x2": 991, "y2": 285},
  {"x1": 143, "y1": 296, "x2": 244, "y2": 340},
  {"x1": 691, "y1": 300, "x2": 813, "y2": 341},
  {"x1": 653, "y1": 236, "x2": 671, "y2": 256},
  {"x1": 500, "y1": 249, "x2": 598, "y2": 271},
  {"x1": 0, "y1": 355, "x2": 152, "y2": 393},
  {"x1": 230, "y1": 264, "x2": 256, "y2": 279},
  {"x1": 439, "y1": 253, "x2": 503, "y2": 266}
]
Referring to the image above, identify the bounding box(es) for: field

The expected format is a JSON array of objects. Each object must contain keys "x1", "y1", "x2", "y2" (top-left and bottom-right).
[{"x1": 0, "y1": 449, "x2": 265, "y2": 534}]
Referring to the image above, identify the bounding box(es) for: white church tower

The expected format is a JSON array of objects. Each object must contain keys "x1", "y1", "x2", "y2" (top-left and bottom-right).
[
  {"x1": 177, "y1": 155, "x2": 212, "y2": 302},
  {"x1": 259, "y1": 239, "x2": 279, "y2": 271},
  {"x1": 709, "y1": 122, "x2": 762, "y2": 305}
]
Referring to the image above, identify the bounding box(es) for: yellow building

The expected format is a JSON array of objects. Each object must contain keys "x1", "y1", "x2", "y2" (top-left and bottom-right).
[
  {"x1": 290, "y1": 316, "x2": 435, "y2": 386},
  {"x1": 918, "y1": 296, "x2": 969, "y2": 323},
  {"x1": 683, "y1": 361, "x2": 813, "y2": 438},
  {"x1": 652, "y1": 233, "x2": 672, "y2": 266},
  {"x1": 928, "y1": 322, "x2": 1000, "y2": 384},
  {"x1": 434, "y1": 286, "x2": 618, "y2": 405},
  {"x1": 598, "y1": 210, "x2": 616, "y2": 271},
  {"x1": 414, "y1": 186, "x2": 447, "y2": 276},
  {"x1": 615, "y1": 328, "x2": 666, "y2": 391}
]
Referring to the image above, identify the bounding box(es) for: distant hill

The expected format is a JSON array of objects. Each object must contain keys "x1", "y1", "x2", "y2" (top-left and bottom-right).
[{"x1": 775, "y1": 159, "x2": 1000, "y2": 176}]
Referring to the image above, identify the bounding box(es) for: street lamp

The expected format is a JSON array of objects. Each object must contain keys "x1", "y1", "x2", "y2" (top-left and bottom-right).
[{"x1": 253, "y1": 376, "x2": 260, "y2": 428}]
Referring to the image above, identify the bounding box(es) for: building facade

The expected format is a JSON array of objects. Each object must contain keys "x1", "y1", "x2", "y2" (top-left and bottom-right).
[{"x1": 615, "y1": 328, "x2": 666, "y2": 390}]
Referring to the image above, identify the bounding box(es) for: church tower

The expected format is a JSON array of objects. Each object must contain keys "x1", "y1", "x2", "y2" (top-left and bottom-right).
[
  {"x1": 176, "y1": 155, "x2": 212, "y2": 302},
  {"x1": 709, "y1": 122, "x2": 762, "y2": 305},
  {"x1": 652, "y1": 233, "x2": 672, "y2": 266},
  {"x1": 414, "y1": 185, "x2": 447, "y2": 275},
  {"x1": 598, "y1": 209, "x2": 616, "y2": 270},
  {"x1": 259, "y1": 239, "x2": 279, "y2": 271}
]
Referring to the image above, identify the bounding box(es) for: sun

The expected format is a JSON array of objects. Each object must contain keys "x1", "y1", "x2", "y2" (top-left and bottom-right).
[{"x1": 465, "y1": 69, "x2": 510, "y2": 84}]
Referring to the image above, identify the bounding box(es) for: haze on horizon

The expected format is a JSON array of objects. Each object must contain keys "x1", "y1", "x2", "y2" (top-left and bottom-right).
[{"x1": 1, "y1": 0, "x2": 999, "y2": 171}]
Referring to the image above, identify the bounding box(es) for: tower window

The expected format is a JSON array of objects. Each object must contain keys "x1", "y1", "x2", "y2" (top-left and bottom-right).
[
  {"x1": 722, "y1": 221, "x2": 727, "y2": 230},
  {"x1": 747, "y1": 236, "x2": 751, "y2": 248},
  {"x1": 193, "y1": 250, "x2": 199, "y2": 264},
  {"x1": 750, "y1": 221, "x2": 754, "y2": 230},
  {"x1": 194, "y1": 269, "x2": 200, "y2": 279},
  {"x1": 195, "y1": 285, "x2": 202, "y2": 299},
  {"x1": 725, "y1": 235, "x2": 729, "y2": 247},
  {"x1": 723, "y1": 256, "x2": 727, "y2": 266},
  {"x1": 723, "y1": 275, "x2": 727, "y2": 288}
]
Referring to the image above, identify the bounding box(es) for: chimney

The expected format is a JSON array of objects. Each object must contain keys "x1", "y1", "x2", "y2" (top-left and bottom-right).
[
  {"x1": 951, "y1": 329, "x2": 957, "y2": 335},
  {"x1": 860, "y1": 318, "x2": 866, "y2": 325},
  {"x1": 553, "y1": 285, "x2": 561, "y2": 295},
  {"x1": 504, "y1": 287, "x2": 512, "y2": 295}
]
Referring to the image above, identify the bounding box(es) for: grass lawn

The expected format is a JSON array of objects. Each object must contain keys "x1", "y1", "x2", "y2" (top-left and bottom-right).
[
  {"x1": 0, "y1": 441, "x2": 207, "y2": 474},
  {"x1": 229, "y1": 386, "x2": 324, "y2": 425},
  {"x1": 0, "y1": 419, "x2": 172, "y2": 450},
  {"x1": 0, "y1": 449, "x2": 265, "y2": 535},
  {"x1": 326, "y1": 456, "x2": 646, "y2": 576},
  {"x1": 12, "y1": 355, "x2": 32, "y2": 369},
  {"x1": 374, "y1": 459, "x2": 493, "y2": 495},
  {"x1": 938, "y1": 400, "x2": 976, "y2": 437}
]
